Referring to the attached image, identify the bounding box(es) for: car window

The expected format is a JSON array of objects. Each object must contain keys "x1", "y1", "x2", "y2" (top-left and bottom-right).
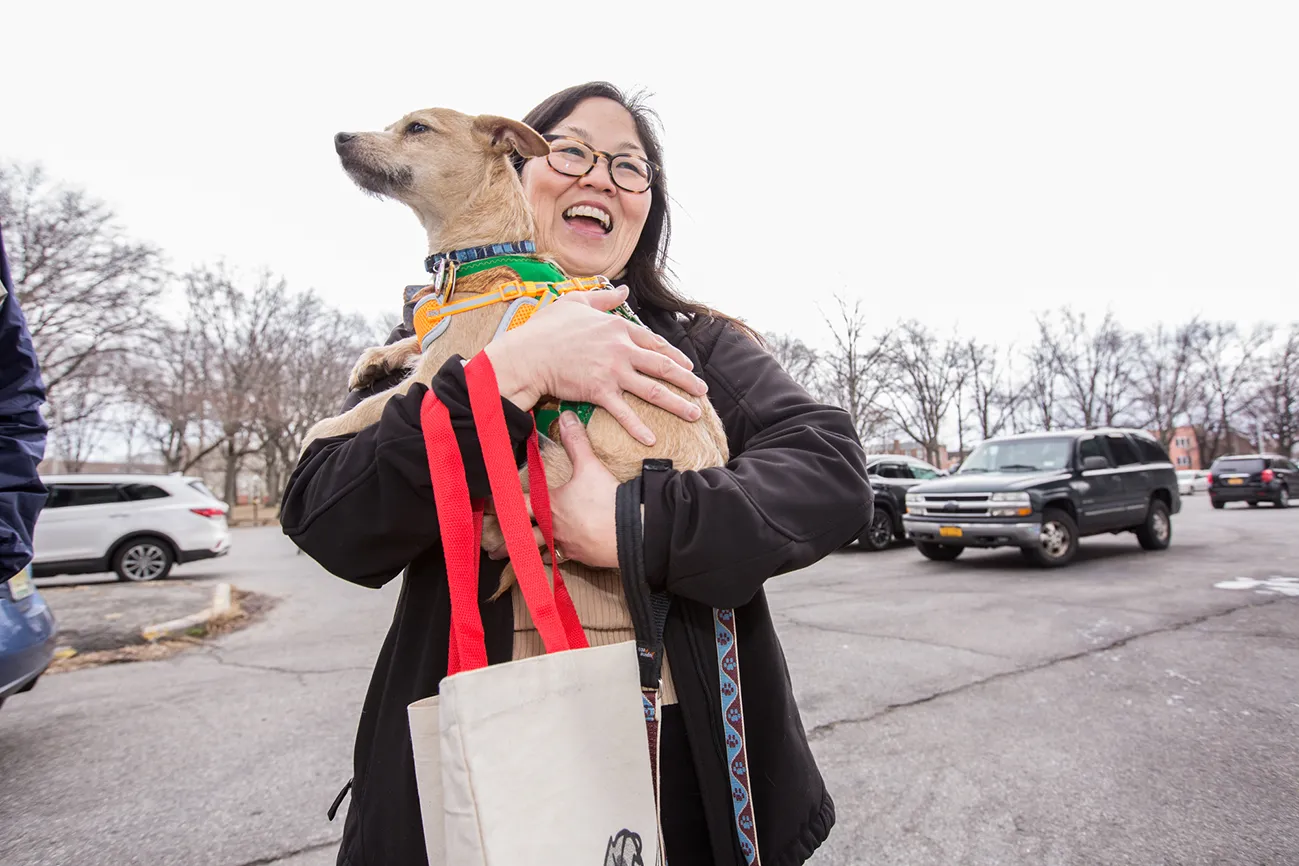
[
  {"x1": 1281, "y1": 460, "x2": 1298, "y2": 472},
  {"x1": 122, "y1": 483, "x2": 171, "y2": 501},
  {"x1": 1077, "y1": 436, "x2": 1113, "y2": 467},
  {"x1": 876, "y1": 463, "x2": 909, "y2": 479},
  {"x1": 1105, "y1": 434, "x2": 1142, "y2": 466},
  {"x1": 187, "y1": 480, "x2": 219, "y2": 499},
  {"x1": 47, "y1": 484, "x2": 124, "y2": 508},
  {"x1": 1211, "y1": 457, "x2": 1265, "y2": 474},
  {"x1": 1132, "y1": 436, "x2": 1170, "y2": 465},
  {"x1": 909, "y1": 463, "x2": 940, "y2": 480}
]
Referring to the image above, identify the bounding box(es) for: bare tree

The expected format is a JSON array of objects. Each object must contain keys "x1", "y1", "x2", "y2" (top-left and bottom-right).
[
  {"x1": 125, "y1": 315, "x2": 223, "y2": 474},
  {"x1": 0, "y1": 162, "x2": 164, "y2": 424},
  {"x1": 965, "y1": 339, "x2": 1022, "y2": 441},
  {"x1": 762, "y1": 332, "x2": 821, "y2": 396},
  {"x1": 1130, "y1": 321, "x2": 1201, "y2": 448},
  {"x1": 1021, "y1": 338, "x2": 1060, "y2": 432},
  {"x1": 1189, "y1": 322, "x2": 1272, "y2": 466},
  {"x1": 818, "y1": 296, "x2": 893, "y2": 445},
  {"x1": 188, "y1": 266, "x2": 295, "y2": 505},
  {"x1": 1255, "y1": 324, "x2": 1299, "y2": 458},
  {"x1": 884, "y1": 321, "x2": 965, "y2": 466},
  {"x1": 1034, "y1": 308, "x2": 1134, "y2": 428},
  {"x1": 257, "y1": 294, "x2": 375, "y2": 502}
]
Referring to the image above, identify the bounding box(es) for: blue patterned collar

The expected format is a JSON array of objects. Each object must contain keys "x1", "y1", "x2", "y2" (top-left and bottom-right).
[{"x1": 424, "y1": 240, "x2": 536, "y2": 274}]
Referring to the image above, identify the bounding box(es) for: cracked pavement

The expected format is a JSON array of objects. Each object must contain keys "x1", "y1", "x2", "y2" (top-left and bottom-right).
[{"x1": 2, "y1": 496, "x2": 1296, "y2": 865}]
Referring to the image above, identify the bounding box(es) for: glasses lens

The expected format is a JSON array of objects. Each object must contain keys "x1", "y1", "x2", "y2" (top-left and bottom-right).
[
  {"x1": 611, "y1": 156, "x2": 653, "y2": 193},
  {"x1": 546, "y1": 138, "x2": 593, "y2": 177}
]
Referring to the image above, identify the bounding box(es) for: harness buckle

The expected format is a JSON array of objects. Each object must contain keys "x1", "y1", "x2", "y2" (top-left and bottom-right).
[{"x1": 499, "y1": 281, "x2": 523, "y2": 302}]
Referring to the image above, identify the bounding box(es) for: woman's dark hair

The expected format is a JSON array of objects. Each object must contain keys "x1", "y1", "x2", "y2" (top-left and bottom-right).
[{"x1": 515, "y1": 82, "x2": 758, "y2": 341}]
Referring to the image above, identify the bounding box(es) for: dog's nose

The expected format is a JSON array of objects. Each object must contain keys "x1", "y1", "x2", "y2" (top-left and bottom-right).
[{"x1": 335, "y1": 132, "x2": 356, "y2": 148}]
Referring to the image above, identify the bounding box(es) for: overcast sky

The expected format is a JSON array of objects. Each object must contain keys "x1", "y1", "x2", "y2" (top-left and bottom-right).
[{"x1": 6, "y1": 1, "x2": 1297, "y2": 352}]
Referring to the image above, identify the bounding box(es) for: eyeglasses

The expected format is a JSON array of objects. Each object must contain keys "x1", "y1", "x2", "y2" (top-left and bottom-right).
[{"x1": 541, "y1": 134, "x2": 658, "y2": 194}]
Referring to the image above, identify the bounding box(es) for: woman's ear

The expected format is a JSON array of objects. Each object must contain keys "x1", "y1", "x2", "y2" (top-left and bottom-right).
[{"x1": 471, "y1": 115, "x2": 549, "y2": 158}]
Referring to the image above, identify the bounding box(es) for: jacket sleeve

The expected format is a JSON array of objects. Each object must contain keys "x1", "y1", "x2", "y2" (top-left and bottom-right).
[
  {"x1": 638, "y1": 323, "x2": 871, "y2": 609},
  {"x1": 280, "y1": 355, "x2": 534, "y2": 588},
  {"x1": 0, "y1": 229, "x2": 49, "y2": 580}
]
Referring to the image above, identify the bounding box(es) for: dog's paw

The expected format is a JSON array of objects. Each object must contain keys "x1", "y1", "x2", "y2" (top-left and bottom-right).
[{"x1": 348, "y1": 346, "x2": 398, "y2": 391}]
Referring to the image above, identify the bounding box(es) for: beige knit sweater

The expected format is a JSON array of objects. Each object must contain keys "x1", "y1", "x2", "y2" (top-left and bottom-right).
[{"x1": 511, "y1": 564, "x2": 677, "y2": 705}]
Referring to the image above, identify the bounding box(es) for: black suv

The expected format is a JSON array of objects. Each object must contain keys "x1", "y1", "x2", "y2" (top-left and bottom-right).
[
  {"x1": 1207, "y1": 454, "x2": 1298, "y2": 509},
  {"x1": 901, "y1": 428, "x2": 1181, "y2": 567},
  {"x1": 857, "y1": 455, "x2": 947, "y2": 551}
]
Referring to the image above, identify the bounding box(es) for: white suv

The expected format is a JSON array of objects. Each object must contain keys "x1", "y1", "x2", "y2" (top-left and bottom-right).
[{"x1": 32, "y1": 475, "x2": 232, "y2": 582}]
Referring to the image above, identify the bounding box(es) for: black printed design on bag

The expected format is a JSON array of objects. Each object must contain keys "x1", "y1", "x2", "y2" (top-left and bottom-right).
[{"x1": 603, "y1": 829, "x2": 645, "y2": 866}]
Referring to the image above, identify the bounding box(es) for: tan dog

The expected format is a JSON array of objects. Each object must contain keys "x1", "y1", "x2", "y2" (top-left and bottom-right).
[{"x1": 302, "y1": 108, "x2": 728, "y2": 596}]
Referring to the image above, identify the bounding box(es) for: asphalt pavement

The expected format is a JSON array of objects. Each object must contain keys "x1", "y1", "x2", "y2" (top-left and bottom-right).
[{"x1": 1, "y1": 494, "x2": 1295, "y2": 866}]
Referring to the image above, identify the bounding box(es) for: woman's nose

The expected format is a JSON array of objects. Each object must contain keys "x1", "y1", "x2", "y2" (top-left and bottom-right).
[{"x1": 579, "y1": 156, "x2": 616, "y2": 194}]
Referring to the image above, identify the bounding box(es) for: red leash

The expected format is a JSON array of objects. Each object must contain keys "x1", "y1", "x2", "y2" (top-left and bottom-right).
[{"x1": 421, "y1": 356, "x2": 588, "y2": 679}]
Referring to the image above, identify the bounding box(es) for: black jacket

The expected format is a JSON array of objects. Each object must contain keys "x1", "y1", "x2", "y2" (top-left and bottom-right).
[{"x1": 280, "y1": 298, "x2": 872, "y2": 866}]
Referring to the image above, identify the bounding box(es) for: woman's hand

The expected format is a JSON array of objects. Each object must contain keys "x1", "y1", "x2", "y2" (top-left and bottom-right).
[
  {"x1": 482, "y1": 286, "x2": 707, "y2": 446},
  {"x1": 546, "y1": 412, "x2": 621, "y2": 568}
]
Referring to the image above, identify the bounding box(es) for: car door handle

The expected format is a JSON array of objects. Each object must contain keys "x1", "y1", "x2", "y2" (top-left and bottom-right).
[{"x1": 109, "y1": 513, "x2": 130, "y2": 519}]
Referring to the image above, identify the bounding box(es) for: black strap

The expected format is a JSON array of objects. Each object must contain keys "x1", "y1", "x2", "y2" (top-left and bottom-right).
[
  {"x1": 617, "y1": 459, "x2": 673, "y2": 690},
  {"x1": 327, "y1": 777, "x2": 352, "y2": 821}
]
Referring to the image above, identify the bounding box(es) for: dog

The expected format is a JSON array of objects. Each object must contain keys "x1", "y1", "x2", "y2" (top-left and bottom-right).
[{"x1": 302, "y1": 107, "x2": 728, "y2": 596}]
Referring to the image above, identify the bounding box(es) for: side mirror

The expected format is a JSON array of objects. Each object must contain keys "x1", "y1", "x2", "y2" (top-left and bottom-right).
[{"x1": 1082, "y1": 455, "x2": 1110, "y2": 471}]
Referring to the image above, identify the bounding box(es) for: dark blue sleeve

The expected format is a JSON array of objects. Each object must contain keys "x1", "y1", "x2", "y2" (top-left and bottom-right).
[{"x1": 0, "y1": 223, "x2": 49, "y2": 579}]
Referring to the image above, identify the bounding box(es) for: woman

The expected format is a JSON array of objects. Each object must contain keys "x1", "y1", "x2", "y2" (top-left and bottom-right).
[{"x1": 281, "y1": 82, "x2": 871, "y2": 866}]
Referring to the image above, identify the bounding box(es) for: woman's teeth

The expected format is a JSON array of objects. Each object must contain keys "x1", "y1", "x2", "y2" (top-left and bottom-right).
[{"x1": 562, "y1": 204, "x2": 612, "y2": 233}]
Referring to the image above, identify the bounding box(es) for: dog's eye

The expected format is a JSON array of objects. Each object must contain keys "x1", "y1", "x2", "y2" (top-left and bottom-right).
[{"x1": 406, "y1": 122, "x2": 430, "y2": 135}]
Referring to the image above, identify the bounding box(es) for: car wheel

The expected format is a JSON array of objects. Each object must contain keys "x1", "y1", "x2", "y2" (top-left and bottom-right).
[
  {"x1": 916, "y1": 542, "x2": 963, "y2": 562},
  {"x1": 1277, "y1": 487, "x2": 1291, "y2": 509},
  {"x1": 1136, "y1": 499, "x2": 1172, "y2": 551},
  {"x1": 114, "y1": 537, "x2": 175, "y2": 582},
  {"x1": 858, "y1": 509, "x2": 895, "y2": 551},
  {"x1": 1022, "y1": 509, "x2": 1079, "y2": 568},
  {"x1": 1211, "y1": 499, "x2": 1225, "y2": 510}
]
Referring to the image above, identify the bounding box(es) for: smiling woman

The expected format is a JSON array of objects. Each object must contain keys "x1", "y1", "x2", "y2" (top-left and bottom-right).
[{"x1": 282, "y1": 81, "x2": 871, "y2": 866}]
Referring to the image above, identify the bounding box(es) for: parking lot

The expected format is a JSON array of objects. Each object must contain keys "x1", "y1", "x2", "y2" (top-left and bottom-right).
[{"x1": 1, "y1": 494, "x2": 1296, "y2": 866}]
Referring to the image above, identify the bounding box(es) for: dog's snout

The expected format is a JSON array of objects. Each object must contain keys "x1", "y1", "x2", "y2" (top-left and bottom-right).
[{"x1": 335, "y1": 132, "x2": 356, "y2": 149}]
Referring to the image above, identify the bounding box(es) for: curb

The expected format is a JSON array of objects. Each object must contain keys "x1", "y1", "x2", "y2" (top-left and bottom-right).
[{"x1": 140, "y1": 583, "x2": 235, "y2": 642}]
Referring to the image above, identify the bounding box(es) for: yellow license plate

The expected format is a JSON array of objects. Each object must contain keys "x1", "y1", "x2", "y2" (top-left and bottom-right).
[
  {"x1": 7, "y1": 565, "x2": 34, "y2": 601},
  {"x1": 939, "y1": 526, "x2": 964, "y2": 538},
  {"x1": 1228, "y1": 478, "x2": 1244, "y2": 485}
]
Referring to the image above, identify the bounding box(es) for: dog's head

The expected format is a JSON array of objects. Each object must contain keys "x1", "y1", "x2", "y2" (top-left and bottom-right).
[{"x1": 334, "y1": 107, "x2": 548, "y2": 233}]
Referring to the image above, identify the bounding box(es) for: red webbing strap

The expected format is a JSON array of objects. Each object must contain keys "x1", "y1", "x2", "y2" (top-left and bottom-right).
[
  {"x1": 526, "y1": 427, "x2": 588, "y2": 649},
  {"x1": 420, "y1": 391, "x2": 488, "y2": 676},
  {"x1": 462, "y1": 355, "x2": 584, "y2": 653}
]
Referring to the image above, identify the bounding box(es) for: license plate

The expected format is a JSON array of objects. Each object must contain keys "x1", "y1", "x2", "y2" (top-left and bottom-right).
[
  {"x1": 1228, "y1": 478, "x2": 1244, "y2": 485},
  {"x1": 939, "y1": 526, "x2": 964, "y2": 538},
  {"x1": 7, "y1": 565, "x2": 34, "y2": 601}
]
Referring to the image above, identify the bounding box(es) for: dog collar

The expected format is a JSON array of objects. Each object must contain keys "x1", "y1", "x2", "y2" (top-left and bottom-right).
[{"x1": 424, "y1": 240, "x2": 536, "y2": 273}]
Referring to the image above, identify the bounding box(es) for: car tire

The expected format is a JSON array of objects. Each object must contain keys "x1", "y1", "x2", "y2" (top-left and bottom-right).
[
  {"x1": 114, "y1": 537, "x2": 175, "y2": 582},
  {"x1": 1211, "y1": 499, "x2": 1225, "y2": 510},
  {"x1": 858, "y1": 509, "x2": 896, "y2": 551},
  {"x1": 1022, "y1": 508, "x2": 1079, "y2": 568},
  {"x1": 916, "y1": 542, "x2": 963, "y2": 562},
  {"x1": 1136, "y1": 499, "x2": 1172, "y2": 551},
  {"x1": 1277, "y1": 487, "x2": 1291, "y2": 509}
]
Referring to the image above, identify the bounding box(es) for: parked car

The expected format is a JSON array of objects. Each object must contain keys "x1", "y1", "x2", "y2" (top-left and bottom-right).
[
  {"x1": 1177, "y1": 469, "x2": 1210, "y2": 495},
  {"x1": 1, "y1": 564, "x2": 57, "y2": 710},
  {"x1": 902, "y1": 428, "x2": 1181, "y2": 568},
  {"x1": 32, "y1": 475, "x2": 231, "y2": 582},
  {"x1": 856, "y1": 455, "x2": 946, "y2": 551},
  {"x1": 1207, "y1": 454, "x2": 1298, "y2": 509}
]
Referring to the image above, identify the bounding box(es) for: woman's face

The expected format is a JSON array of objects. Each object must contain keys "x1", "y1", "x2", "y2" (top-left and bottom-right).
[{"x1": 521, "y1": 97, "x2": 653, "y2": 280}]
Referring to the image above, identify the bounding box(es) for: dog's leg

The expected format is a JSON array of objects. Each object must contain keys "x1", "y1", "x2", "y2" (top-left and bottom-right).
[{"x1": 348, "y1": 336, "x2": 422, "y2": 391}]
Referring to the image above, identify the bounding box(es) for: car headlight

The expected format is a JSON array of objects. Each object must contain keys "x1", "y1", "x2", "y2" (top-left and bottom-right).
[
  {"x1": 990, "y1": 492, "x2": 1031, "y2": 503},
  {"x1": 989, "y1": 491, "x2": 1033, "y2": 517},
  {"x1": 905, "y1": 493, "x2": 924, "y2": 505}
]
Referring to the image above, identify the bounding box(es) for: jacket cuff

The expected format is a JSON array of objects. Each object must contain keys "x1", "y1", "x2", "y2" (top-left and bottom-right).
[{"x1": 430, "y1": 355, "x2": 535, "y2": 499}]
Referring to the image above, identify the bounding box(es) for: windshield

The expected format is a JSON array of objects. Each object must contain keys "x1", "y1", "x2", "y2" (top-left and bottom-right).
[{"x1": 959, "y1": 437, "x2": 1075, "y2": 473}]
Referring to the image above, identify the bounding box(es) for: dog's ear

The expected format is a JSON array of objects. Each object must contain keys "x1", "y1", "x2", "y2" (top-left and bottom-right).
[{"x1": 471, "y1": 115, "x2": 549, "y2": 159}]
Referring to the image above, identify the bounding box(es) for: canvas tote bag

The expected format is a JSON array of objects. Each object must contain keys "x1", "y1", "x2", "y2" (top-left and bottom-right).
[{"x1": 408, "y1": 354, "x2": 662, "y2": 866}]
